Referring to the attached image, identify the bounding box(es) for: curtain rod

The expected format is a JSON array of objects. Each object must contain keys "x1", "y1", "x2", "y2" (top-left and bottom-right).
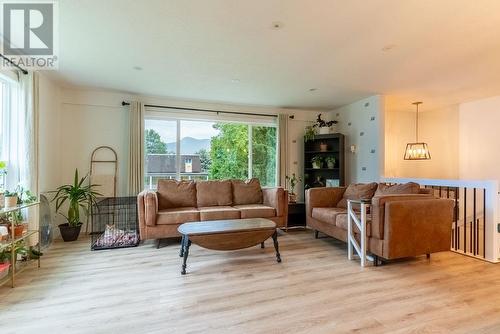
[
  {"x1": 0, "y1": 53, "x2": 28, "y2": 75},
  {"x1": 121, "y1": 101, "x2": 278, "y2": 118}
]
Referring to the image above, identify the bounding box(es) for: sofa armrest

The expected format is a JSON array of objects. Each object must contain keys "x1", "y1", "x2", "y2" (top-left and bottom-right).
[
  {"x1": 383, "y1": 198, "x2": 454, "y2": 258},
  {"x1": 305, "y1": 187, "x2": 346, "y2": 217},
  {"x1": 138, "y1": 190, "x2": 158, "y2": 227},
  {"x1": 262, "y1": 187, "x2": 288, "y2": 217},
  {"x1": 370, "y1": 194, "x2": 435, "y2": 239}
]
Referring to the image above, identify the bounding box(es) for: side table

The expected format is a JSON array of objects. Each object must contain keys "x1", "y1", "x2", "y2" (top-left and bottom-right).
[
  {"x1": 347, "y1": 199, "x2": 374, "y2": 267},
  {"x1": 287, "y1": 202, "x2": 306, "y2": 229}
]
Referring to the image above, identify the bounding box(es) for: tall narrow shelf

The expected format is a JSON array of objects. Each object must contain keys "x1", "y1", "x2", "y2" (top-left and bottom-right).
[
  {"x1": 304, "y1": 133, "x2": 345, "y2": 191},
  {"x1": 0, "y1": 201, "x2": 40, "y2": 288}
]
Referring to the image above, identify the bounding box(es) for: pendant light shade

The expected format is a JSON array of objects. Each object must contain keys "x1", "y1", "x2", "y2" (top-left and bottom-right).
[{"x1": 404, "y1": 102, "x2": 431, "y2": 160}]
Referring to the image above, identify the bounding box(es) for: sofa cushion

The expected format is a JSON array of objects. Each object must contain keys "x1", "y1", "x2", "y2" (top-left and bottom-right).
[
  {"x1": 232, "y1": 178, "x2": 263, "y2": 205},
  {"x1": 311, "y1": 207, "x2": 347, "y2": 225},
  {"x1": 156, "y1": 207, "x2": 200, "y2": 225},
  {"x1": 337, "y1": 182, "x2": 378, "y2": 208},
  {"x1": 335, "y1": 213, "x2": 372, "y2": 237},
  {"x1": 198, "y1": 206, "x2": 240, "y2": 221},
  {"x1": 157, "y1": 180, "x2": 197, "y2": 209},
  {"x1": 375, "y1": 182, "x2": 421, "y2": 196},
  {"x1": 233, "y1": 204, "x2": 276, "y2": 219},
  {"x1": 196, "y1": 180, "x2": 233, "y2": 207}
]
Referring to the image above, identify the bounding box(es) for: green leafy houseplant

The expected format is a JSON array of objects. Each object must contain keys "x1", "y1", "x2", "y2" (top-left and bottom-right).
[
  {"x1": 285, "y1": 173, "x2": 302, "y2": 203},
  {"x1": 304, "y1": 126, "x2": 316, "y2": 142},
  {"x1": 51, "y1": 169, "x2": 101, "y2": 242},
  {"x1": 311, "y1": 156, "x2": 323, "y2": 169},
  {"x1": 325, "y1": 156, "x2": 336, "y2": 169}
]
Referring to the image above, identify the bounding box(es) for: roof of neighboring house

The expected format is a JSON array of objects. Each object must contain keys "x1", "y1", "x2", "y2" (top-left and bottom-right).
[{"x1": 146, "y1": 154, "x2": 202, "y2": 173}]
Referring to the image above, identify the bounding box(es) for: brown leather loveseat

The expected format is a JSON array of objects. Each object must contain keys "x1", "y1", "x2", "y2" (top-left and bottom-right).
[
  {"x1": 138, "y1": 178, "x2": 288, "y2": 240},
  {"x1": 306, "y1": 182, "x2": 454, "y2": 262}
]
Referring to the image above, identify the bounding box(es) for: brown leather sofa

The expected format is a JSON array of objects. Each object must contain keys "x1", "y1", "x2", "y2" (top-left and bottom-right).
[
  {"x1": 138, "y1": 178, "x2": 288, "y2": 240},
  {"x1": 306, "y1": 182, "x2": 454, "y2": 262}
]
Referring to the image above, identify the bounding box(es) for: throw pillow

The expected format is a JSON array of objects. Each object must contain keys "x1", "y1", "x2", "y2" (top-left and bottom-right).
[
  {"x1": 232, "y1": 178, "x2": 263, "y2": 205},
  {"x1": 157, "y1": 179, "x2": 197, "y2": 209},
  {"x1": 337, "y1": 182, "x2": 378, "y2": 208}
]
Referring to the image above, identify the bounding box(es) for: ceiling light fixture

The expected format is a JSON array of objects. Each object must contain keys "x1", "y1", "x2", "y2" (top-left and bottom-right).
[
  {"x1": 381, "y1": 44, "x2": 396, "y2": 52},
  {"x1": 308, "y1": 88, "x2": 317, "y2": 92},
  {"x1": 231, "y1": 78, "x2": 240, "y2": 83},
  {"x1": 133, "y1": 66, "x2": 143, "y2": 71},
  {"x1": 404, "y1": 102, "x2": 431, "y2": 160}
]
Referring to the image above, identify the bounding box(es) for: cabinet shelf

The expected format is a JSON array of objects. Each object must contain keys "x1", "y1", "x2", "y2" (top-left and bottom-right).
[{"x1": 305, "y1": 168, "x2": 339, "y2": 171}]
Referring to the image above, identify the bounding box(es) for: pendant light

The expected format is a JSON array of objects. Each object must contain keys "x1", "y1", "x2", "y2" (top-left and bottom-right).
[{"x1": 404, "y1": 101, "x2": 431, "y2": 160}]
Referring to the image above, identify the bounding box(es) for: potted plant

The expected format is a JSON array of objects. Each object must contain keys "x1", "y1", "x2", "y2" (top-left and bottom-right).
[
  {"x1": 304, "y1": 126, "x2": 316, "y2": 142},
  {"x1": 51, "y1": 169, "x2": 101, "y2": 242},
  {"x1": 325, "y1": 156, "x2": 336, "y2": 169},
  {"x1": 4, "y1": 190, "x2": 18, "y2": 208},
  {"x1": 313, "y1": 114, "x2": 338, "y2": 135},
  {"x1": 7, "y1": 210, "x2": 25, "y2": 237},
  {"x1": 311, "y1": 156, "x2": 323, "y2": 169},
  {"x1": 285, "y1": 173, "x2": 302, "y2": 203}
]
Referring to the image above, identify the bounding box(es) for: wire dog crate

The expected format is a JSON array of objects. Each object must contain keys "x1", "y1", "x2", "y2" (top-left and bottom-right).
[{"x1": 91, "y1": 197, "x2": 139, "y2": 250}]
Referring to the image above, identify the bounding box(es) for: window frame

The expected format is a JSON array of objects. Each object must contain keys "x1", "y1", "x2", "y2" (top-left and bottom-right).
[{"x1": 144, "y1": 109, "x2": 278, "y2": 188}]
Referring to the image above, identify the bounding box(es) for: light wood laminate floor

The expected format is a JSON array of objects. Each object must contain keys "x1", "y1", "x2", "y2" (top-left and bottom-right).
[{"x1": 1, "y1": 230, "x2": 499, "y2": 334}]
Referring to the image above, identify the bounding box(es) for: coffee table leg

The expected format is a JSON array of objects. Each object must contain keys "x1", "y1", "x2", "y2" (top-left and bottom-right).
[
  {"x1": 181, "y1": 238, "x2": 191, "y2": 275},
  {"x1": 261, "y1": 242, "x2": 265, "y2": 249},
  {"x1": 179, "y1": 234, "x2": 186, "y2": 257},
  {"x1": 272, "y1": 231, "x2": 281, "y2": 263}
]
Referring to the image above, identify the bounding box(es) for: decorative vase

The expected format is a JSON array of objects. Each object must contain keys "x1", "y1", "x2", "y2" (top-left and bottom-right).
[
  {"x1": 312, "y1": 161, "x2": 322, "y2": 169},
  {"x1": 289, "y1": 193, "x2": 297, "y2": 203},
  {"x1": 327, "y1": 161, "x2": 335, "y2": 169},
  {"x1": 318, "y1": 127, "x2": 330, "y2": 135},
  {"x1": 4, "y1": 196, "x2": 17, "y2": 208},
  {"x1": 319, "y1": 142, "x2": 328, "y2": 152}
]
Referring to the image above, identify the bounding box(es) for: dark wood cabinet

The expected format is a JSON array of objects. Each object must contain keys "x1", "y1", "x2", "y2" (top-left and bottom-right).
[
  {"x1": 287, "y1": 202, "x2": 306, "y2": 228},
  {"x1": 304, "y1": 133, "x2": 345, "y2": 192}
]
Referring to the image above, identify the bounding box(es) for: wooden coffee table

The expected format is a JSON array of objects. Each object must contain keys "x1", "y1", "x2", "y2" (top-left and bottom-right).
[{"x1": 177, "y1": 218, "x2": 281, "y2": 275}]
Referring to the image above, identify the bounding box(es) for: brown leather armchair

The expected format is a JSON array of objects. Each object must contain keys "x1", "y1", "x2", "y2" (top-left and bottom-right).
[{"x1": 306, "y1": 184, "x2": 455, "y2": 262}]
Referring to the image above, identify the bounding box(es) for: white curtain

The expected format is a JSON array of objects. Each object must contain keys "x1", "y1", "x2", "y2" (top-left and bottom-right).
[
  {"x1": 3, "y1": 71, "x2": 39, "y2": 245},
  {"x1": 127, "y1": 101, "x2": 145, "y2": 195},
  {"x1": 277, "y1": 114, "x2": 289, "y2": 187}
]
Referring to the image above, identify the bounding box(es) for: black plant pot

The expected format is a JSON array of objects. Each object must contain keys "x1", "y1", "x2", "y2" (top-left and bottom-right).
[{"x1": 58, "y1": 223, "x2": 82, "y2": 242}]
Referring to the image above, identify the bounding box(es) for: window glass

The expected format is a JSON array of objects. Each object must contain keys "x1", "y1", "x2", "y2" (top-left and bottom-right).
[{"x1": 145, "y1": 115, "x2": 277, "y2": 188}]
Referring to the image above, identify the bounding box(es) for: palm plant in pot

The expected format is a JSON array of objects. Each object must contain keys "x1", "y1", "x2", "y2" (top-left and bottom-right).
[{"x1": 51, "y1": 169, "x2": 100, "y2": 242}]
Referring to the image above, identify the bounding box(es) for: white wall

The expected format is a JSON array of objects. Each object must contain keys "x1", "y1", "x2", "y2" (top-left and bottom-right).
[
  {"x1": 327, "y1": 95, "x2": 384, "y2": 184},
  {"x1": 459, "y1": 95, "x2": 500, "y2": 182},
  {"x1": 384, "y1": 97, "x2": 459, "y2": 179},
  {"x1": 54, "y1": 87, "x2": 317, "y2": 199}
]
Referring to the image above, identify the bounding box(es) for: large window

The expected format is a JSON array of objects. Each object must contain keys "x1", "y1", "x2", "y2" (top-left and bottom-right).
[{"x1": 144, "y1": 112, "x2": 277, "y2": 189}]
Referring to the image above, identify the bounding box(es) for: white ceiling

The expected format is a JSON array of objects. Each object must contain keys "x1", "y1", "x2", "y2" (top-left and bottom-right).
[{"x1": 47, "y1": 0, "x2": 500, "y2": 110}]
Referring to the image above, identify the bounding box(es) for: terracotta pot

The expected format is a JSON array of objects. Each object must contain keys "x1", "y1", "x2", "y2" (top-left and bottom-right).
[
  {"x1": 8, "y1": 225, "x2": 24, "y2": 238},
  {"x1": 4, "y1": 196, "x2": 18, "y2": 208},
  {"x1": 319, "y1": 143, "x2": 328, "y2": 151}
]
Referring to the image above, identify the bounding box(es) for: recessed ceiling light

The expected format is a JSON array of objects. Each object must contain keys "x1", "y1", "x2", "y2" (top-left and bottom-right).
[
  {"x1": 271, "y1": 21, "x2": 283, "y2": 30},
  {"x1": 381, "y1": 44, "x2": 397, "y2": 52},
  {"x1": 133, "y1": 66, "x2": 143, "y2": 71},
  {"x1": 231, "y1": 78, "x2": 240, "y2": 83},
  {"x1": 309, "y1": 88, "x2": 317, "y2": 92}
]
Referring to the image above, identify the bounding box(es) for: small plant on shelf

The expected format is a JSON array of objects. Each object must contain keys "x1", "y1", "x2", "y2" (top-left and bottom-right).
[
  {"x1": 4, "y1": 190, "x2": 18, "y2": 208},
  {"x1": 51, "y1": 169, "x2": 101, "y2": 242},
  {"x1": 325, "y1": 156, "x2": 336, "y2": 169},
  {"x1": 304, "y1": 126, "x2": 316, "y2": 142},
  {"x1": 285, "y1": 173, "x2": 302, "y2": 203},
  {"x1": 311, "y1": 156, "x2": 323, "y2": 169},
  {"x1": 312, "y1": 114, "x2": 338, "y2": 134}
]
